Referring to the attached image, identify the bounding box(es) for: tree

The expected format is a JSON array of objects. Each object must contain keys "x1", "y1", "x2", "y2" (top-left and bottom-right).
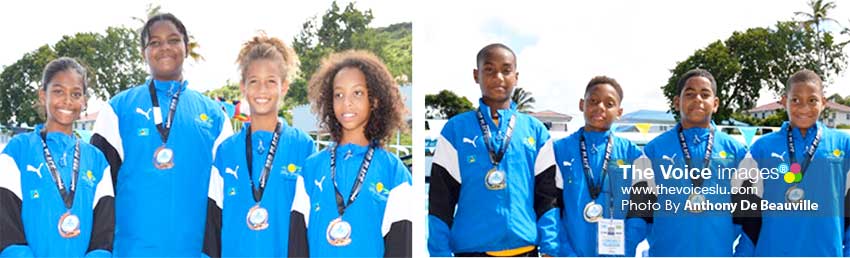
[
  {"x1": 662, "y1": 20, "x2": 847, "y2": 123},
  {"x1": 425, "y1": 90, "x2": 474, "y2": 119},
  {"x1": 0, "y1": 27, "x2": 147, "y2": 126},
  {"x1": 133, "y1": 3, "x2": 204, "y2": 62},
  {"x1": 795, "y1": 0, "x2": 840, "y2": 73},
  {"x1": 287, "y1": 1, "x2": 412, "y2": 106},
  {"x1": 203, "y1": 80, "x2": 241, "y2": 101},
  {"x1": 511, "y1": 87, "x2": 535, "y2": 112},
  {"x1": 0, "y1": 46, "x2": 56, "y2": 127},
  {"x1": 54, "y1": 27, "x2": 148, "y2": 99}
]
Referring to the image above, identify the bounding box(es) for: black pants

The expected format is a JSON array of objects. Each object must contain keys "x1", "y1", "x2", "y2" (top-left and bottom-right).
[{"x1": 455, "y1": 248, "x2": 538, "y2": 257}]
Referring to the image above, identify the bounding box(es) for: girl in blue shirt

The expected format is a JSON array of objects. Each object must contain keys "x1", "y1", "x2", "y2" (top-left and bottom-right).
[
  {"x1": 0, "y1": 57, "x2": 114, "y2": 257},
  {"x1": 302, "y1": 50, "x2": 412, "y2": 257}
]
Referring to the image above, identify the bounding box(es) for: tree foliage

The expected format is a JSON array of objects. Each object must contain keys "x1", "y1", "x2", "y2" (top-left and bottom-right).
[
  {"x1": 0, "y1": 27, "x2": 146, "y2": 126},
  {"x1": 662, "y1": 20, "x2": 847, "y2": 123},
  {"x1": 287, "y1": 1, "x2": 412, "y2": 106},
  {"x1": 426, "y1": 90, "x2": 474, "y2": 119},
  {"x1": 511, "y1": 87, "x2": 535, "y2": 113}
]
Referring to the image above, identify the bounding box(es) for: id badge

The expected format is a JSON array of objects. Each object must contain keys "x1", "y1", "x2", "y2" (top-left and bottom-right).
[{"x1": 597, "y1": 218, "x2": 625, "y2": 255}]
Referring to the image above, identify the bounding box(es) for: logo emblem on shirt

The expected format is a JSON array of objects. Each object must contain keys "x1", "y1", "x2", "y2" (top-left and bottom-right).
[
  {"x1": 833, "y1": 149, "x2": 843, "y2": 158},
  {"x1": 771, "y1": 151, "x2": 786, "y2": 162},
  {"x1": 719, "y1": 151, "x2": 728, "y2": 159},
  {"x1": 662, "y1": 154, "x2": 677, "y2": 164},
  {"x1": 228, "y1": 187, "x2": 237, "y2": 196},
  {"x1": 467, "y1": 155, "x2": 476, "y2": 164},
  {"x1": 30, "y1": 190, "x2": 39, "y2": 199},
  {"x1": 137, "y1": 128, "x2": 150, "y2": 136},
  {"x1": 527, "y1": 137, "x2": 535, "y2": 146},
  {"x1": 286, "y1": 163, "x2": 299, "y2": 174},
  {"x1": 195, "y1": 113, "x2": 214, "y2": 128},
  {"x1": 225, "y1": 166, "x2": 239, "y2": 180},
  {"x1": 135, "y1": 107, "x2": 152, "y2": 120},
  {"x1": 562, "y1": 158, "x2": 574, "y2": 167},
  {"x1": 462, "y1": 136, "x2": 478, "y2": 148},
  {"x1": 372, "y1": 182, "x2": 390, "y2": 199},
  {"x1": 84, "y1": 170, "x2": 95, "y2": 187},
  {"x1": 26, "y1": 163, "x2": 44, "y2": 178},
  {"x1": 315, "y1": 176, "x2": 326, "y2": 192}
]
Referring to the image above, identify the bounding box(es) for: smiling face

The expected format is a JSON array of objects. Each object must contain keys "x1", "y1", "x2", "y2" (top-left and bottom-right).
[
  {"x1": 143, "y1": 20, "x2": 186, "y2": 81},
  {"x1": 241, "y1": 59, "x2": 288, "y2": 119},
  {"x1": 782, "y1": 81, "x2": 825, "y2": 130},
  {"x1": 474, "y1": 47, "x2": 518, "y2": 109},
  {"x1": 332, "y1": 67, "x2": 372, "y2": 144},
  {"x1": 580, "y1": 83, "x2": 623, "y2": 132},
  {"x1": 674, "y1": 76, "x2": 719, "y2": 128},
  {"x1": 39, "y1": 70, "x2": 86, "y2": 133}
]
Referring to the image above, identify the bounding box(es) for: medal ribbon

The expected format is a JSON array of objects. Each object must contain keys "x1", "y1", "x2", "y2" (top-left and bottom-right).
[
  {"x1": 579, "y1": 129, "x2": 613, "y2": 202},
  {"x1": 787, "y1": 126, "x2": 822, "y2": 182},
  {"x1": 330, "y1": 143, "x2": 376, "y2": 216},
  {"x1": 39, "y1": 131, "x2": 80, "y2": 210},
  {"x1": 677, "y1": 124, "x2": 714, "y2": 188},
  {"x1": 476, "y1": 109, "x2": 516, "y2": 166},
  {"x1": 245, "y1": 122, "x2": 281, "y2": 203},
  {"x1": 148, "y1": 80, "x2": 182, "y2": 144}
]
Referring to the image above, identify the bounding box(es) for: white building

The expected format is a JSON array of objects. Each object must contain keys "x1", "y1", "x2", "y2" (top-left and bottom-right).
[{"x1": 746, "y1": 100, "x2": 850, "y2": 127}]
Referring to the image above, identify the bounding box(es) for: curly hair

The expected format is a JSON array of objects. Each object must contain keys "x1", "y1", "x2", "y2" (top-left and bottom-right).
[
  {"x1": 236, "y1": 31, "x2": 299, "y2": 82},
  {"x1": 308, "y1": 50, "x2": 407, "y2": 146}
]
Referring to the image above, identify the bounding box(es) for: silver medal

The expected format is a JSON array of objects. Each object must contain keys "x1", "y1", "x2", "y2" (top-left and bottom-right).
[
  {"x1": 246, "y1": 204, "x2": 269, "y2": 230},
  {"x1": 485, "y1": 168, "x2": 506, "y2": 190},
  {"x1": 327, "y1": 217, "x2": 352, "y2": 246},
  {"x1": 58, "y1": 212, "x2": 80, "y2": 238},
  {"x1": 583, "y1": 201, "x2": 603, "y2": 223},
  {"x1": 153, "y1": 145, "x2": 174, "y2": 170},
  {"x1": 786, "y1": 186, "x2": 805, "y2": 203}
]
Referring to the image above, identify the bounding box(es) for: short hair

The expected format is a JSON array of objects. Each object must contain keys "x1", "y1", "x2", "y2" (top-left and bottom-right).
[
  {"x1": 41, "y1": 57, "x2": 87, "y2": 93},
  {"x1": 785, "y1": 69, "x2": 823, "y2": 93},
  {"x1": 585, "y1": 76, "x2": 623, "y2": 101},
  {"x1": 676, "y1": 68, "x2": 717, "y2": 95},
  {"x1": 475, "y1": 43, "x2": 516, "y2": 68},
  {"x1": 236, "y1": 32, "x2": 300, "y2": 83},
  {"x1": 308, "y1": 50, "x2": 407, "y2": 146},
  {"x1": 141, "y1": 13, "x2": 189, "y2": 54}
]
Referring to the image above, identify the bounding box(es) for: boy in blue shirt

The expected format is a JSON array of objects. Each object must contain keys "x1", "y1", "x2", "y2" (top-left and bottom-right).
[
  {"x1": 748, "y1": 69, "x2": 850, "y2": 256},
  {"x1": 428, "y1": 43, "x2": 550, "y2": 256}
]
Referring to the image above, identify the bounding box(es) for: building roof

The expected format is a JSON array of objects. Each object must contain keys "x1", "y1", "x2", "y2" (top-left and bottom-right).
[
  {"x1": 618, "y1": 109, "x2": 676, "y2": 124},
  {"x1": 747, "y1": 101, "x2": 783, "y2": 113},
  {"x1": 529, "y1": 110, "x2": 572, "y2": 122},
  {"x1": 827, "y1": 101, "x2": 850, "y2": 112},
  {"x1": 747, "y1": 100, "x2": 850, "y2": 113}
]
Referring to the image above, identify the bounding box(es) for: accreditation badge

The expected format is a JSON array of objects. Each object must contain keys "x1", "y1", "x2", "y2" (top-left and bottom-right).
[{"x1": 597, "y1": 218, "x2": 625, "y2": 255}]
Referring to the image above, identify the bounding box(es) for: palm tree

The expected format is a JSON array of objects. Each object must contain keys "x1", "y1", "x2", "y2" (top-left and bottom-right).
[
  {"x1": 133, "y1": 3, "x2": 205, "y2": 62},
  {"x1": 511, "y1": 87, "x2": 535, "y2": 113},
  {"x1": 795, "y1": 0, "x2": 839, "y2": 70}
]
